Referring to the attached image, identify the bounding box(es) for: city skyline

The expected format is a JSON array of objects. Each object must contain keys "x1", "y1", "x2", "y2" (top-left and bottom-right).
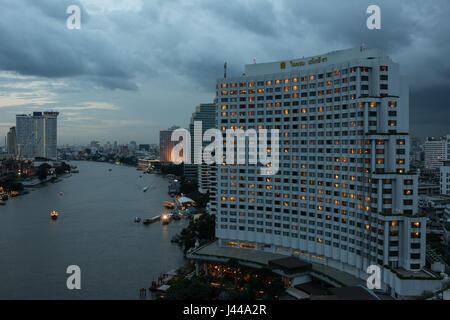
[{"x1": 0, "y1": 0, "x2": 449, "y2": 145}]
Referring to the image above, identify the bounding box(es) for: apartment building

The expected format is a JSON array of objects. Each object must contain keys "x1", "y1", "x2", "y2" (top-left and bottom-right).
[{"x1": 16, "y1": 112, "x2": 59, "y2": 160}]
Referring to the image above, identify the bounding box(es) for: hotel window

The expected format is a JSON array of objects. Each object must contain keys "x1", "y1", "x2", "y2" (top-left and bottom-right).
[
  {"x1": 380, "y1": 66, "x2": 388, "y2": 71},
  {"x1": 388, "y1": 101, "x2": 397, "y2": 107},
  {"x1": 411, "y1": 232, "x2": 421, "y2": 239},
  {"x1": 411, "y1": 222, "x2": 421, "y2": 228}
]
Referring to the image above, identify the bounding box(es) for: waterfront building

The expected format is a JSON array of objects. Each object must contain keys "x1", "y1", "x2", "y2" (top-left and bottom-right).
[
  {"x1": 213, "y1": 47, "x2": 439, "y2": 298},
  {"x1": 159, "y1": 126, "x2": 180, "y2": 163},
  {"x1": 16, "y1": 112, "x2": 59, "y2": 160}
]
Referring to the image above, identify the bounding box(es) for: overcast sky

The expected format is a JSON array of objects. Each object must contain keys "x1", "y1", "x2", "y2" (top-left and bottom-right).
[{"x1": 0, "y1": 0, "x2": 448, "y2": 145}]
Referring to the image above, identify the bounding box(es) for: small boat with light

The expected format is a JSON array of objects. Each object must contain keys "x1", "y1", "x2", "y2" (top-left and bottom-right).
[
  {"x1": 135, "y1": 217, "x2": 141, "y2": 223},
  {"x1": 51, "y1": 210, "x2": 58, "y2": 220},
  {"x1": 164, "y1": 201, "x2": 175, "y2": 209},
  {"x1": 161, "y1": 213, "x2": 171, "y2": 225}
]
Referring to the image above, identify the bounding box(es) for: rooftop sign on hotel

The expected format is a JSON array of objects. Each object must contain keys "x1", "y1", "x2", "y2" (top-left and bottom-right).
[{"x1": 280, "y1": 56, "x2": 328, "y2": 69}]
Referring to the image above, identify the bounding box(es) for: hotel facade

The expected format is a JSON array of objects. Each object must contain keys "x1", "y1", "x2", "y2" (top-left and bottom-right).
[{"x1": 213, "y1": 48, "x2": 438, "y2": 297}]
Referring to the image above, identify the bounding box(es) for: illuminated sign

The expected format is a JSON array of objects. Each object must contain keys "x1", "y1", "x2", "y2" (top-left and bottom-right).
[{"x1": 281, "y1": 56, "x2": 328, "y2": 69}]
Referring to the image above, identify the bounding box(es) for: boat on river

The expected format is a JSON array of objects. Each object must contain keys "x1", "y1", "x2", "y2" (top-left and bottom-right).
[
  {"x1": 143, "y1": 215, "x2": 160, "y2": 225},
  {"x1": 164, "y1": 201, "x2": 175, "y2": 209},
  {"x1": 51, "y1": 210, "x2": 58, "y2": 220},
  {"x1": 161, "y1": 213, "x2": 172, "y2": 225}
]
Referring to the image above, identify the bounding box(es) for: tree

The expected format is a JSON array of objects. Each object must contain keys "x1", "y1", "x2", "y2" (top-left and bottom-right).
[
  {"x1": 55, "y1": 162, "x2": 71, "y2": 176},
  {"x1": 0, "y1": 173, "x2": 24, "y2": 192},
  {"x1": 180, "y1": 176, "x2": 198, "y2": 194},
  {"x1": 179, "y1": 213, "x2": 216, "y2": 253},
  {"x1": 165, "y1": 277, "x2": 219, "y2": 300},
  {"x1": 263, "y1": 278, "x2": 285, "y2": 300},
  {"x1": 161, "y1": 163, "x2": 184, "y2": 176},
  {"x1": 36, "y1": 163, "x2": 51, "y2": 181}
]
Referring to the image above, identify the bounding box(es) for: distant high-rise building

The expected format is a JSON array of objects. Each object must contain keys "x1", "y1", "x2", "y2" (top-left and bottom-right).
[
  {"x1": 139, "y1": 144, "x2": 150, "y2": 152},
  {"x1": 184, "y1": 103, "x2": 216, "y2": 182},
  {"x1": 214, "y1": 47, "x2": 429, "y2": 298},
  {"x1": 439, "y1": 135, "x2": 450, "y2": 195},
  {"x1": 6, "y1": 127, "x2": 17, "y2": 156},
  {"x1": 424, "y1": 136, "x2": 448, "y2": 169},
  {"x1": 129, "y1": 141, "x2": 137, "y2": 151},
  {"x1": 118, "y1": 145, "x2": 129, "y2": 155},
  {"x1": 441, "y1": 164, "x2": 450, "y2": 195},
  {"x1": 159, "y1": 126, "x2": 180, "y2": 163},
  {"x1": 16, "y1": 111, "x2": 59, "y2": 160}
]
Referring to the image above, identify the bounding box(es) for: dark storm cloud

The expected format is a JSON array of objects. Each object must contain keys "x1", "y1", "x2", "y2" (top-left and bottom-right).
[
  {"x1": 0, "y1": 0, "x2": 138, "y2": 90},
  {"x1": 268, "y1": 0, "x2": 450, "y2": 137},
  {"x1": 0, "y1": 0, "x2": 448, "y2": 139},
  {"x1": 202, "y1": 0, "x2": 278, "y2": 37}
]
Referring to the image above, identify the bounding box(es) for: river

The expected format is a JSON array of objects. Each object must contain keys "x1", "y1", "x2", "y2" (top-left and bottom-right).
[{"x1": 0, "y1": 161, "x2": 187, "y2": 299}]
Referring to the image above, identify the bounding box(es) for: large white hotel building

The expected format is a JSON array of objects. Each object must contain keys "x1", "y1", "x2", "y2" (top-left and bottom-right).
[{"x1": 213, "y1": 47, "x2": 435, "y2": 296}]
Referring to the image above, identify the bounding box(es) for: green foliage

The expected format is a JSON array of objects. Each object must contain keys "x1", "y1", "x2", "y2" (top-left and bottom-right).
[
  {"x1": 180, "y1": 176, "x2": 198, "y2": 194},
  {"x1": 187, "y1": 190, "x2": 210, "y2": 209},
  {"x1": 179, "y1": 213, "x2": 216, "y2": 253},
  {"x1": 36, "y1": 163, "x2": 51, "y2": 181},
  {"x1": 118, "y1": 156, "x2": 137, "y2": 165},
  {"x1": 165, "y1": 277, "x2": 220, "y2": 300},
  {"x1": 161, "y1": 163, "x2": 184, "y2": 176},
  {"x1": 0, "y1": 173, "x2": 24, "y2": 192},
  {"x1": 55, "y1": 162, "x2": 71, "y2": 176}
]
